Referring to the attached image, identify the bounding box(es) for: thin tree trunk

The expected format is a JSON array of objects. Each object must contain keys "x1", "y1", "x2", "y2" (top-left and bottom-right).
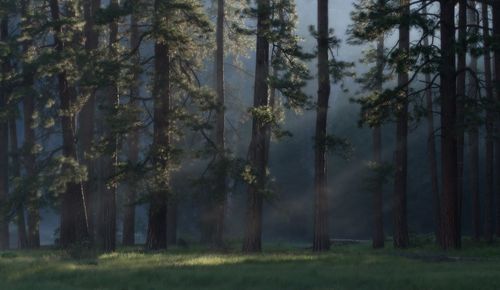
[
  {"x1": 422, "y1": 0, "x2": 441, "y2": 244},
  {"x1": 467, "y1": 0, "x2": 481, "y2": 241},
  {"x1": 213, "y1": 0, "x2": 226, "y2": 248},
  {"x1": 242, "y1": 0, "x2": 271, "y2": 253},
  {"x1": 122, "y1": 2, "x2": 140, "y2": 247},
  {"x1": 393, "y1": 0, "x2": 410, "y2": 248},
  {"x1": 96, "y1": 0, "x2": 118, "y2": 252},
  {"x1": 146, "y1": 1, "x2": 170, "y2": 249},
  {"x1": 482, "y1": 0, "x2": 494, "y2": 243},
  {"x1": 492, "y1": 0, "x2": 500, "y2": 238},
  {"x1": 10, "y1": 118, "x2": 28, "y2": 249},
  {"x1": 439, "y1": 0, "x2": 460, "y2": 250},
  {"x1": 313, "y1": 0, "x2": 331, "y2": 252},
  {"x1": 50, "y1": 0, "x2": 89, "y2": 248},
  {"x1": 372, "y1": 33, "x2": 385, "y2": 249},
  {"x1": 79, "y1": 0, "x2": 100, "y2": 242},
  {"x1": 0, "y1": 16, "x2": 10, "y2": 250},
  {"x1": 456, "y1": 0, "x2": 467, "y2": 246}
]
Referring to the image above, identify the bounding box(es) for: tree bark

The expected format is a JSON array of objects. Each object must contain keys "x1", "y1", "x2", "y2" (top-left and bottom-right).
[
  {"x1": 467, "y1": 0, "x2": 481, "y2": 241},
  {"x1": 393, "y1": 0, "x2": 410, "y2": 248},
  {"x1": 482, "y1": 0, "x2": 494, "y2": 243},
  {"x1": 79, "y1": 0, "x2": 101, "y2": 242},
  {"x1": 50, "y1": 0, "x2": 89, "y2": 248},
  {"x1": 122, "y1": 2, "x2": 140, "y2": 247},
  {"x1": 313, "y1": 0, "x2": 331, "y2": 252},
  {"x1": 0, "y1": 16, "x2": 9, "y2": 250},
  {"x1": 96, "y1": 0, "x2": 118, "y2": 252},
  {"x1": 146, "y1": 1, "x2": 170, "y2": 249},
  {"x1": 372, "y1": 33, "x2": 385, "y2": 249},
  {"x1": 242, "y1": 0, "x2": 271, "y2": 253},
  {"x1": 439, "y1": 0, "x2": 460, "y2": 249},
  {"x1": 166, "y1": 201, "x2": 177, "y2": 246},
  {"x1": 10, "y1": 118, "x2": 28, "y2": 249},
  {"x1": 492, "y1": 0, "x2": 500, "y2": 238}
]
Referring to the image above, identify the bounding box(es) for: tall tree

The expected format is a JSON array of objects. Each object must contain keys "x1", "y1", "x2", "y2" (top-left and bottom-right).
[
  {"x1": 422, "y1": 0, "x2": 441, "y2": 244},
  {"x1": 0, "y1": 14, "x2": 9, "y2": 250},
  {"x1": 122, "y1": 0, "x2": 141, "y2": 247},
  {"x1": 439, "y1": 0, "x2": 460, "y2": 249},
  {"x1": 313, "y1": 0, "x2": 331, "y2": 252},
  {"x1": 467, "y1": 0, "x2": 480, "y2": 241},
  {"x1": 96, "y1": 0, "x2": 119, "y2": 252},
  {"x1": 79, "y1": 0, "x2": 101, "y2": 243},
  {"x1": 482, "y1": 0, "x2": 494, "y2": 243},
  {"x1": 50, "y1": 0, "x2": 89, "y2": 247},
  {"x1": 242, "y1": 0, "x2": 271, "y2": 253},
  {"x1": 393, "y1": 0, "x2": 409, "y2": 248},
  {"x1": 492, "y1": 0, "x2": 500, "y2": 238}
]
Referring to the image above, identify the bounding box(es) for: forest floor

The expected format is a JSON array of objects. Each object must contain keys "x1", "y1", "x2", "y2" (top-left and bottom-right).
[{"x1": 1, "y1": 239, "x2": 500, "y2": 290}]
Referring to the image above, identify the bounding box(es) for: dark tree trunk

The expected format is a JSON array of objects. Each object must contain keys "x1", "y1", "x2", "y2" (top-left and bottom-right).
[
  {"x1": 313, "y1": 0, "x2": 331, "y2": 252},
  {"x1": 492, "y1": 0, "x2": 500, "y2": 238},
  {"x1": 242, "y1": 0, "x2": 270, "y2": 253},
  {"x1": 439, "y1": 0, "x2": 460, "y2": 250},
  {"x1": 393, "y1": 0, "x2": 410, "y2": 249},
  {"x1": 50, "y1": 0, "x2": 89, "y2": 248},
  {"x1": 482, "y1": 0, "x2": 494, "y2": 243},
  {"x1": 456, "y1": 0, "x2": 467, "y2": 246},
  {"x1": 467, "y1": 0, "x2": 481, "y2": 241},
  {"x1": 10, "y1": 118, "x2": 28, "y2": 249},
  {"x1": 122, "y1": 4, "x2": 140, "y2": 247},
  {"x1": 0, "y1": 16, "x2": 9, "y2": 250},
  {"x1": 372, "y1": 34, "x2": 385, "y2": 249},
  {"x1": 213, "y1": 0, "x2": 226, "y2": 249},
  {"x1": 146, "y1": 3, "x2": 170, "y2": 248},
  {"x1": 96, "y1": 0, "x2": 118, "y2": 252},
  {"x1": 79, "y1": 0, "x2": 101, "y2": 242},
  {"x1": 167, "y1": 201, "x2": 177, "y2": 246},
  {"x1": 422, "y1": 0, "x2": 441, "y2": 244}
]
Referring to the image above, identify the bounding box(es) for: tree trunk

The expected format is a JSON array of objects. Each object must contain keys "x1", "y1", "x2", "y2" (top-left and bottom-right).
[
  {"x1": 0, "y1": 16, "x2": 10, "y2": 250},
  {"x1": 492, "y1": 0, "x2": 500, "y2": 238},
  {"x1": 122, "y1": 3, "x2": 140, "y2": 247},
  {"x1": 313, "y1": 0, "x2": 331, "y2": 252},
  {"x1": 467, "y1": 0, "x2": 481, "y2": 241},
  {"x1": 482, "y1": 0, "x2": 494, "y2": 243},
  {"x1": 456, "y1": 0, "x2": 467, "y2": 246},
  {"x1": 146, "y1": 3, "x2": 170, "y2": 248},
  {"x1": 422, "y1": 0, "x2": 441, "y2": 244},
  {"x1": 50, "y1": 0, "x2": 89, "y2": 248},
  {"x1": 96, "y1": 0, "x2": 118, "y2": 252},
  {"x1": 439, "y1": 0, "x2": 460, "y2": 250},
  {"x1": 242, "y1": 0, "x2": 271, "y2": 253},
  {"x1": 79, "y1": 0, "x2": 100, "y2": 242},
  {"x1": 372, "y1": 33, "x2": 385, "y2": 249},
  {"x1": 213, "y1": 0, "x2": 226, "y2": 249},
  {"x1": 166, "y1": 201, "x2": 177, "y2": 246},
  {"x1": 10, "y1": 118, "x2": 28, "y2": 249},
  {"x1": 393, "y1": 0, "x2": 410, "y2": 248}
]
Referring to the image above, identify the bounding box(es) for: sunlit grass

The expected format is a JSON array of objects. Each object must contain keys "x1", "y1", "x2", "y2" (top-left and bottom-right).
[{"x1": 1, "y1": 241, "x2": 500, "y2": 290}]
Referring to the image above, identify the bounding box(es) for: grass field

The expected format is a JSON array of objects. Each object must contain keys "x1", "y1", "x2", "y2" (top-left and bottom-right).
[{"x1": 1, "y1": 240, "x2": 500, "y2": 290}]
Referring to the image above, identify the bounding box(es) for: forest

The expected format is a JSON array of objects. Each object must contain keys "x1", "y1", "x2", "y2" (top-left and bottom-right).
[{"x1": 0, "y1": 0, "x2": 500, "y2": 289}]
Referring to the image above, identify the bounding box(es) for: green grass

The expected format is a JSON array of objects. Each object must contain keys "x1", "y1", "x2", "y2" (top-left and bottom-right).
[{"x1": 1, "y1": 241, "x2": 500, "y2": 290}]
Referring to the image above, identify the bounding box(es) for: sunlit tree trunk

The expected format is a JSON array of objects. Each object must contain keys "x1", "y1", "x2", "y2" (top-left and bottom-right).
[
  {"x1": 243, "y1": 0, "x2": 271, "y2": 253},
  {"x1": 50, "y1": 0, "x2": 89, "y2": 247},
  {"x1": 439, "y1": 0, "x2": 460, "y2": 250},
  {"x1": 313, "y1": 0, "x2": 331, "y2": 252},
  {"x1": 393, "y1": 0, "x2": 410, "y2": 248}
]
